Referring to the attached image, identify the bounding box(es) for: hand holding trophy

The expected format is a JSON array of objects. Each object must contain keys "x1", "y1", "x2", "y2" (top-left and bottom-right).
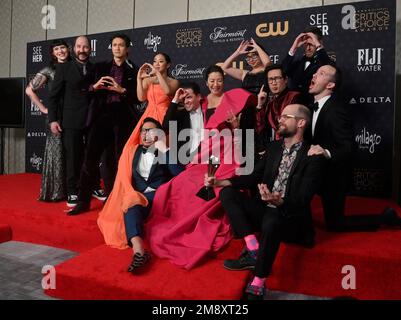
[{"x1": 196, "y1": 155, "x2": 220, "y2": 201}]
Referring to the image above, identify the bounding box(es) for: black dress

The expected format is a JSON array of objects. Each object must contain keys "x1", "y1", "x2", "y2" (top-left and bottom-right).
[
  {"x1": 30, "y1": 66, "x2": 66, "y2": 201},
  {"x1": 241, "y1": 71, "x2": 267, "y2": 96}
]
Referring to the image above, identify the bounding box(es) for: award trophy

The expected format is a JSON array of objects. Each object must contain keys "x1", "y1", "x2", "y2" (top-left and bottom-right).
[{"x1": 196, "y1": 155, "x2": 220, "y2": 201}]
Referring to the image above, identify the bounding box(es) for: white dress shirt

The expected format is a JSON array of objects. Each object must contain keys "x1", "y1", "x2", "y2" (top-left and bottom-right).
[
  {"x1": 137, "y1": 150, "x2": 156, "y2": 193},
  {"x1": 189, "y1": 107, "x2": 204, "y2": 154},
  {"x1": 312, "y1": 95, "x2": 332, "y2": 159}
]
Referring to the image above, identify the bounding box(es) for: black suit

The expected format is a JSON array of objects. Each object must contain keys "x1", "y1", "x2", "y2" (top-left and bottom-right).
[
  {"x1": 220, "y1": 141, "x2": 326, "y2": 278},
  {"x1": 48, "y1": 60, "x2": 95, "y2": 195},
  {"x1": 282, "y1": 48, "x2": 331, "y2": 103},
  {"x1": 78, "y1": 60, "x2": 140, "y2": 201},
  {"x1": 124, "y1": 146, "x2": 184, "y2": 241},
  {"x1": 308, "y1": 96, "x2": 382, "y2": 231},
  {"x1": 163, "y1": 102, "x2": 202, "y2": 165}
]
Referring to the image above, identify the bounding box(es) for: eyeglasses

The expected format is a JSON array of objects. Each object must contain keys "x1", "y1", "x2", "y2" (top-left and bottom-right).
[
  {"x1": 140, "y1": 128, "x2": 156, "y2": 134},
  {"x1": 277, "y1": 114, "x2": 303, "y2": 121},
  {"x1": 245, "y1": 54, "x2": 259, "y2": 61},
  {"x1": 268, "y1": 76, "x2": 283, "y2": 83}
]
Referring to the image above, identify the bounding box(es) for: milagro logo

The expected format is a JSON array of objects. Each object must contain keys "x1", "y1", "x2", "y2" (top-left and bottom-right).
[
  {"x1": 256, "y1": 21, "x2": 289, "y2": 37},
  {"x1": 356, "y1": 48, "x2": 383, "y2": 72},
  {"x1": 309, "y1": 13, "x2": 329, "y2": 36},
  {"x1": 355, "y1": 127, "x2": 381, "y2": 154},
  {"x1": 30, "y1": 153, "x2": 43, "y2": 171},
  {"x1": 144, "y1": 32, "x2": 162, "y2": 52},
  {"x1": 32, "y1": 46, "x2": 43, "y2": 63},
  {"x1": 209, "y1": 26, "x2": 247, "y2": 43},
  {"x1": 341, "y1": 5, "x2": 390, "y2": 32},
  {"x1": 171, "y1": 64, "x2": 206, "y2": 80}
]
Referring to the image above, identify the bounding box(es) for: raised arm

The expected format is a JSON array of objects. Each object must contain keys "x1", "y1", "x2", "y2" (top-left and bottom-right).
[{"x1": 221, "y1": 40, "x2": 250, "y2": 81}]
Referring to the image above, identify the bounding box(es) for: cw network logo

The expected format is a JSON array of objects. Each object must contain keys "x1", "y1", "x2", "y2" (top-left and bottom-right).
[
  {"x1": 256, "y1": 21, "x2": 289, "y2": 37},
  {"x1": 144, "y1": 32, "x2": 162, "y2": 52},
  {"x1": 357, "y1": 48, "x2": 383, "y2": 72}
]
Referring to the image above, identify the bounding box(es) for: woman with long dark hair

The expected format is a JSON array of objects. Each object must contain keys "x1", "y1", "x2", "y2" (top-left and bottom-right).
[{"x1": 26, "y1": 39, "x2": 70, "y2": 201}]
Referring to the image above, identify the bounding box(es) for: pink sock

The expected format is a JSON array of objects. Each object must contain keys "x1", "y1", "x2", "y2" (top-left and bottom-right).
[
  {"x1": 244, "y1": 234, "x2": 259, "y2": 251},
  {"x1": 251, "y1": 276, "x2": 266, "y2": 288}
]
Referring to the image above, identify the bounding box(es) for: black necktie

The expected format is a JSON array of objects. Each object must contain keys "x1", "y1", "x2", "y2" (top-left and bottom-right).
[{"x1": 312, "y1": 102, "x2": 319, "y2": 112}]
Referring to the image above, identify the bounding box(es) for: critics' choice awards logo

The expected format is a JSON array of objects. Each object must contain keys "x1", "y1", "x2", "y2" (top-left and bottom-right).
[
  {"x1": 256, "y1": 21, "x2": 288, "y2": 37},
  {"x1": 356, "y1": 48, "x2": 383, "y2": 72},
  {"x1": 355, "y1": 127, "x2": 381, "y2": 154},
  {"x1": 32, "y1": 46, "x2": 43, "y2": 63},
  {"x1": 309, "y1": 13, "x2": 329, "y2": 36},
  {"x1": 144, "y1": 32, "x2": 161, "y2": 52},
  {"x1": 342, "y1": 5, "x2": 390, "y2": 32},
  {"x1": 171, "y1": 64, "x2": 206, "y2": 80},
  {"x1": 209, "y1": 27, "x2": 247, "y2": 43},
  {"x1": 30, "y1": 153, "x2": 43, "y2": 171},
  {"x1": 176, "y1": 28, "x2": 202, "y2": 48}
]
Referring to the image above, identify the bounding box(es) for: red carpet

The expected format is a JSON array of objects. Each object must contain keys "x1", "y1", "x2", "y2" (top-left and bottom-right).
[
  {"x1": 0, "y1": 224, "x2": 12, "y2": 243},
  {"x1": 1, "y1": 173, "x2": 401, "y2": 299}
]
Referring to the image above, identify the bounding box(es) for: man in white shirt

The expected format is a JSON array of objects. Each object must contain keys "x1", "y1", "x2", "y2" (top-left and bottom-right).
[{"x1": 163, "y1": 82, "x2": 203, "y2": 165}]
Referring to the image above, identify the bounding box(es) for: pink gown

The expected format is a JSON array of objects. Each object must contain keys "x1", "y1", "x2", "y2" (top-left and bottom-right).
[{"x1": 145, "y1": 88, "x2": 256, "y2": 269}]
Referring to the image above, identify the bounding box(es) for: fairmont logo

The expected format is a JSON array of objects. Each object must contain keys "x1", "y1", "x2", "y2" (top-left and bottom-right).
[
  {"x1": 349, "y1": 96, "x2": 391, "y2": 104},
  {"x1": 171, "y1": 64, "x2": 206, "y2": 80},
  {"x1": 209, "y1": 27, "x2": 247, "y2": 43},
  {"x1": 256, "y1": 21, "x2": 289, "y2": 37},
  {"x1": 355, "y1": 127, "x2": 381, "y2": 154},
  {"x1": 357, "y1": 48, "x2": 383, "y2": 72},
  {"x1": 32, "y1": 46, "x2": 43, "y2": 63},
  {"x1": 30, "y1": 153, "x2": 43, "y2": 171},
  {"x1": 144, "y1": 32, "x2": 161, "y2": 52}
]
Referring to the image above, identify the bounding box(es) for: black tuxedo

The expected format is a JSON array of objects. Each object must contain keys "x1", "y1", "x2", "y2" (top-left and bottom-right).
[
  {"x1": 78, "y1": 60, "x2": 140, "y2": 201},
  {"x1": 307, "y1": 96, "x2": 384, "y2": 232},
  {"x1": 282, "y1": 48, "x2": 331, "y2": 103},
  {"x1": 47, "y1": 59, "x2": 95, "y2": 195},
  {"x1": 220, "y1": 140, "x2": 326, "y2": 278},
  {"x1": 124, "y1": 146, "x2": 184, "y2": 241},
  {"x1": 163, "y1": 102, "x2": 203, "y2": 164}
]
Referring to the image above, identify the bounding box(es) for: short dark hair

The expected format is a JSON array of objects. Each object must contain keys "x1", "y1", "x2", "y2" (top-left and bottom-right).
[
  {"x1": 140, "y1": 117, "x2": 163, "y2": 131},
  {"x1": 303, "y1": 26, "x2": 323, "y2": 41},
  {"x1": 325, "y1": 63, "x2": 342, "y2": 92},
  {"x1": 110, "y1": 33, "x2": 131, "y2": 48},
  {"x1": 180, "y1": 82, "x2": 201, "y2": 95},
  {"x1": 74, "y1": 35, "x2": 91, "y2": 48},
  {"x1": 155, "y1": 52, "x2": 171, "y2": 65},
  {"x1": 296, "y1": 104, "x2": 311, "y2": 128},
  {"x1": 265, "y1": 64, "x2": 287, "y2": 79},
  {"x1": 204, "y1": 65, "x2": 224, "y2": 81}
]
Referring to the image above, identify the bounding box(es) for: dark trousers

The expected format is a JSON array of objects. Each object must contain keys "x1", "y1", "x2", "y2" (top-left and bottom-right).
[
  {"x1": 79, "y1": 104, "x2": 135, "y2": 201},
  {"x1": 124, "y1": 191, "x2": 155, "y2": 243},
  {"x1": 62, "y1": 128, "x2": 85, "y2": 196},
  {"x1": 220, "y1": 187, "x2": 311, "y2": 278},
  {"x1": 321, "y1": 170, "x2": 381, "y2": 232}
]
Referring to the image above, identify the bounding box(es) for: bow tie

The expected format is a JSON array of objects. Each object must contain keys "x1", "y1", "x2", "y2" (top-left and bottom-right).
[
  {"x1": 312, "y1": 102, "x2": 319, "y2": 112},
  {"x1": 304, "y1": 56, "x2": 314, "y2": 63},
  {"x1": 141, "y1": 146, "x2": 151, "y2": 154},
  {"x1": 141, "y1": 146, "x2": 158, "y2": 156}
]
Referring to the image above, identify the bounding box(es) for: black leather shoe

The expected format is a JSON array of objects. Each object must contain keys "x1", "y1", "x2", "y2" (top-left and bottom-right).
[
  {"x1": 381, "y1": 207, "x2": 401, "y2": 227},
  {"x1": 67, "y1": 201, "x2": 90, "y2": 215},
  {"x1": 128, "y1": 251, "x2": 151, "y2": 273}
]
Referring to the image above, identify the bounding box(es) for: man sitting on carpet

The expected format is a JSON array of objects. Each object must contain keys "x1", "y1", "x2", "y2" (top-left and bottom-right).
[{"x1": 205, "y1": 103, "x2": 326, "y2": 299}]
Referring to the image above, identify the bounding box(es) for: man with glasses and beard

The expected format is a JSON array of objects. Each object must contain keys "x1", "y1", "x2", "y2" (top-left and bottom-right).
[{"x1": 205, "y1": 104, "x2": 326, "y2": 300}]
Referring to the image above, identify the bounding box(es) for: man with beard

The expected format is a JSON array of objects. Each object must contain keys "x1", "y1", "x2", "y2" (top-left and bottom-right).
[
  {"x1": 68, "y1": 34, "x2": 139, "y2": 215},
  {"x1": 205, "y1": 104, "x2": 326, "y2": 300},
  {"x1": 48, "y1": 35, "x2": 95, "y2": 208}
]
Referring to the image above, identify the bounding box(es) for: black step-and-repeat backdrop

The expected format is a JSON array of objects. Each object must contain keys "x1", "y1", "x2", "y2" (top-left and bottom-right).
[{"x1": 26, "y1": 0, "x2": 396, "y2": 197}]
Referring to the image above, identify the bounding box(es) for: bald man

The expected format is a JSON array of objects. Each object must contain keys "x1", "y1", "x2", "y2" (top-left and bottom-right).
[{"x1": 206, "y1": 104, "x2": 326, "y2": 300}]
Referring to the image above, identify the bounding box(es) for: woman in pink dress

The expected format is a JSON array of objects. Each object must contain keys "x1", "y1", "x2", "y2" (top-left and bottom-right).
[{"x1": 145, "y1": 65, "x2": 257, "y2": 269}]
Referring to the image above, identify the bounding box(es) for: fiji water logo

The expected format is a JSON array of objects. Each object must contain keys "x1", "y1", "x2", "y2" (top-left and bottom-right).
[{"x1": 355, "y1": 127, "x2": 381, "y2": 154}]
